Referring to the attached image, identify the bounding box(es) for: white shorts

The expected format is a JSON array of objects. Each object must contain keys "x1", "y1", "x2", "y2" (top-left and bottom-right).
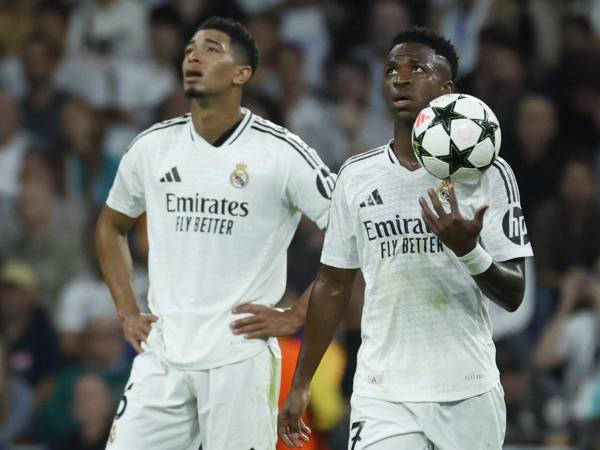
[
  {"x1": 105, "y1": 347, "x2": 281, "y2": 450},
  {"x1": 348, "y1": 384, "x2": 506, "y2": 450}
]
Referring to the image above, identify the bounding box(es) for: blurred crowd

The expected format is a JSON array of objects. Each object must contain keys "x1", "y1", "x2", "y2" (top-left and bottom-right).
[{"x1": 0, "y1": 0, "x2": 599, "y2": 449}]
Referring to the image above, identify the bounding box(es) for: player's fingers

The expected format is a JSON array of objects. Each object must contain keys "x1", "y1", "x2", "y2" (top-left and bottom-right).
[
  {"x1": 473, "y1": 204, "x2": 489, "y2": 226},
  {"x1": 234, "y1": 323, "x2": 268, "y2": 338},
  {"x1": 300, "y1": 419, "x2": 312, "y2": 435},
  {"x1": 419, "y1": 198, "x2": 440, "y2": 233},
  {"x1": 427, "y1": 188, "x2": 446, "y2": 217},
  {"x1": 448, "y1": 186, "x2": 461, "y2": 215},
  {"x1": 142, "y1": 313, "x2": 159, "y2": 322},
  {"x1": 128, "y1": 336, "x2": 144, "y2": 354},
  {"x1": 230, "y1": 315, "x2": 263, "y2": 330},
  {"x1": 232, "y1": 304, "x2": 264, "y2": 314}
]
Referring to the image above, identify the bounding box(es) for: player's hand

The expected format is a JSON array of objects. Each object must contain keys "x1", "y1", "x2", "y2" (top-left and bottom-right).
[
  {"x1": 278, "y1": 387, "x2": 311, "y2": 448},
  {"x1": 419, "y1": 186, "x2": 488, "y2": 256},
  {"x1": 231, "y1": 304, "x2": 302, "y2": 339},
  {"x1": 121, "y1": 312, "x2": 158, "y2": 353}
]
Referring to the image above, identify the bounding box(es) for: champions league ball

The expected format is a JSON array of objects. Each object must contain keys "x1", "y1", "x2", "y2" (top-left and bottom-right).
[{"x1": 412, "y1": 93, "x2": 501, "y2": 182}]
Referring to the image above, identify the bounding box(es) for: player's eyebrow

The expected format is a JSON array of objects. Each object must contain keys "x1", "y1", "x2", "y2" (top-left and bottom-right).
[{"x1": 203, "y1": 38, "x2": 225, "y2": 49}]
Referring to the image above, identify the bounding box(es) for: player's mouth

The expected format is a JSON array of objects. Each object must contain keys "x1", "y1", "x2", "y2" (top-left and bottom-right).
[
  {"x1": 393, "y1": 95, "x2": 412, "y2": 109},
  {"x1": 184, "y1": 69, "x2": 204, "y2": 80}
]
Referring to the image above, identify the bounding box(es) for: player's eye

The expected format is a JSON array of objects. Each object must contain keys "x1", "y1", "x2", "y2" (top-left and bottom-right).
[
  {"x1": 386, "y1": 67, "x2": 398, "y2": 76},
  {"x1": 206, "y1": 46, "x2": 220, "y2": 53},
  {"x1": 184, "y1": 47, "x2": 193, "y2": 55},
  {"x1": 413, "y1": 65, "x2": 425, "y2": 73}
]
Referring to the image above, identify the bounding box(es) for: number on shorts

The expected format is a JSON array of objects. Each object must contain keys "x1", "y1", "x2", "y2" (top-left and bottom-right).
[
  {"x1": 115, "y1": 383, "x2": 134, "y2": 420},
  {"x1": 350, "y1": 420, "x2": 365, "y2": 450}
]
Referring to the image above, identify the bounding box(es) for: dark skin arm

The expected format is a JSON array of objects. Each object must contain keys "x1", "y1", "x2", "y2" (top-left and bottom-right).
[
  {"x1": 230, "y1": 282, "x2": 314, "y2": 339},
  {"x1": 419, "y1": 186, "x2": 525, "y2": 312},
  {"x1": 96, "y1": 206, "x2": 158, "y2": 353},
  {"x1": 278, "y1": 266, "x2": 357, "y2": 447}
]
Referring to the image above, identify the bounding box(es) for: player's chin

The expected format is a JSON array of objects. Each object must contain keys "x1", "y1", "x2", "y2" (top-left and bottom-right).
[
  {"x1": 183, "y1": 86, "x2": 208, "y2": 99},
  {"x1": 393, "y1": 108, "x2": 418, "y2": 123}
]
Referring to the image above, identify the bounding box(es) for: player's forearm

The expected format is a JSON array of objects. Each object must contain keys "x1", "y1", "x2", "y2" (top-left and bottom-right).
[
  {"x1": 96, "y1": 209, "x2": 139, "y2": 319},
  {"x1": 292, "y1": 267, "x2": 356, "y2": 390},
  {"x1": 279, "y1": 282, "x2": 313, "y2": 330},
  {"x1": 473, "y1": 259, "x2": 525, "y2": 312}
]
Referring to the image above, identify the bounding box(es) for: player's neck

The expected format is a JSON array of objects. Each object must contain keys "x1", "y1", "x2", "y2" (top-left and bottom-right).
[
  {"x1": 393, "y1": 121, "x2": 421, "y2": 171},
  {"x1": 190, "y1": 95, "x2": 243, "y2": 145}
]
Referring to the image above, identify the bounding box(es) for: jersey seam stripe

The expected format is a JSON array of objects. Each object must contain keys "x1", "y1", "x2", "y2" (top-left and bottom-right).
[
  {"x1": 498, "y1": 159, "x2": 520, "y2": 202},
  {"x1": 345, "y1": 145, "x2": 386, "y2": 163},
  {"x1": 387, "y1": 147, "x2": 395, "y2": 164},
  {"x1": 497, "y1": 159, "x2": 518, "y2": 202},
  {"x1": 250, "y1": 125, "x2": 317, "y2": 169},
  {"x1": 127, "y1": 118, "x2": 189, "y2": 151},
  {"x1": 491, "y1": 162, "x2": 514, "y2": 203},
  {"x1": 253, "y1": 117, "x2": 322, "y2": 166},
  {"x1": 338, "y1": 150, "x2": 385, "y2": 176},
  {"x1": 252, "y1": 120, "x2": 321, "y2": 168},
  {"x1": 228, "y1": 111, "x2": 253, "y2": 145}
]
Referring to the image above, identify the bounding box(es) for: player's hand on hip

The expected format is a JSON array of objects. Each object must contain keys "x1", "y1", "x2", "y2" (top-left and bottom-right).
[
  {"x1": 231, "y1": 304, "x2": 300, "y2": 339},
  {"x1": 278, "y1": 387, "x2": 311, "y2": 448},
  {"x1": 419, "y1": 186, "x2": 488, "y2": 256},
  {"x1": 121, "y1": 312, "x2": 158, "y2": 353}
]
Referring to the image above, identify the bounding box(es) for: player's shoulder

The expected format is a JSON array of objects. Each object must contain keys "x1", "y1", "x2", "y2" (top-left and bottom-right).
[
  {"x1": 337, "y1": 145, "x2": 388, "y2": 179},
  {"x1": 249, "y1": 114, "x2": 322, "y2": 167},
  {"x1": 484, "y1": 156, "x2": 520, "y2": 202},
  {"x1": 127, "y1": 113, "x2": 191, "y2": 153}
]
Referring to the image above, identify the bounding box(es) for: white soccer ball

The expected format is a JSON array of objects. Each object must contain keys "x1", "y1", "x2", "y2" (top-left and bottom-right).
[{"x1": 411, "y1": 93, "x2": 501, "y2": 182}]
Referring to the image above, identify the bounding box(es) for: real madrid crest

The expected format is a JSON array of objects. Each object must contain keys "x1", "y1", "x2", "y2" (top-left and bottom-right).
[
  {"x1": 230, "y1": 163, "x2": 249, "y2": 188},
  {"x1": 437, "y1": 179, "x2": 454, "y2": 203}
]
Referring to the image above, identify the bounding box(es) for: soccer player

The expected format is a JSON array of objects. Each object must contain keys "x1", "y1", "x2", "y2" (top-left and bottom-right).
[
  {"x1": 278, "y1": 27, "x2": 533, "y2": 450},
  {"x1": 96, "y1": 17, "x2": 335, "y2": 450}
]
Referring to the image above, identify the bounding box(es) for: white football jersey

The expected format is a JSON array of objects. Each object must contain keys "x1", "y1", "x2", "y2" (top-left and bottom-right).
[
  {"x1": 106, "y1": 109, "x2": 335, "y2": 370},
  {"x1": 321, "y1": 143, "x2": 533, "y2": 402}
]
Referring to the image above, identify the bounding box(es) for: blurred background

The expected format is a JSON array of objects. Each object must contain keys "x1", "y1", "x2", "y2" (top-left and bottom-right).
[{"x1": 0, "y1": 0, "x2": 599, "y2": 449}]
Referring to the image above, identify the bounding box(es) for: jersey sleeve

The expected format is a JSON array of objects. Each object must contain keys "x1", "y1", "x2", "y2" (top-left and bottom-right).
[
  {"x1": 320, "y1": 172, "x2": 360, "y2": 269},
  {"x1": 283, "y1": 134, "x2": 336, "y2": 229},
  {"x1": 106, "y1": 144, "x2": 146, "y2": 218},
  {"x1": 479, "y1": 159, "x2": 533, "y2": 262}
]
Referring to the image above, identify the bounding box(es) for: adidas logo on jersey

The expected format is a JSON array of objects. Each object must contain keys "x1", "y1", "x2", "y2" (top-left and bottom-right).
[
  {"x1": 160, "y1": 167, "x2": 182, "y2": 183},
  {"x1": 359, "y1": 189, "x2": 383, "y2": 207}
]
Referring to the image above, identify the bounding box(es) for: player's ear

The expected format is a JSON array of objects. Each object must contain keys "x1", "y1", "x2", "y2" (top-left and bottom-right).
[
  {"x1": 441, "y1": 80, "x2": 454, "y2": 95},
  {"x1": 233, "y1": 65, "x2": 252, "y2": 87}
]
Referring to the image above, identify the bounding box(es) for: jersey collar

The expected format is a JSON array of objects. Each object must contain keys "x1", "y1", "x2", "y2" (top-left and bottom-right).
[
  {"x1": 387, "y1": 140, "x2": 427, "y2": 178},
  {"x1": 189, "y1": 107, "x2": 254, "y2": 148}
]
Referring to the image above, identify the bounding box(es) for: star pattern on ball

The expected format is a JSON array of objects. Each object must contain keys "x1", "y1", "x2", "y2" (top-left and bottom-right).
[
  {"x1": 437, "y1": 140, "x2": 476, "y2": 176},
  {"x1": 412, "y1": 131, "x2": 429, "y2": 160},
  {"x1": 429, "y1": 101, "x2": 466, "y2": 134},
  {"x1": 472, "y1": 109, "x2": 498, "y2": 147}
]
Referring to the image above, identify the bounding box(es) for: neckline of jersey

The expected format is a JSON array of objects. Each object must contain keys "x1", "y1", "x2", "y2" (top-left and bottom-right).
[
  {"x1": 189, "y1": 107, "x2": 254, "y2": 149},
  {"x1": 386, "y1": 141, "x2": 427, "y2": 179}
]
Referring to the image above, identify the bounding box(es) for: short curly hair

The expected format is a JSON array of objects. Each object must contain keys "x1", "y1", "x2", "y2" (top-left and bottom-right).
[
  {"x1": 389, "y1": 27, "x2": 459, "y2": 81},
  {"x1": 197, "y1": 17, "x2": 260, "y2": 76}
]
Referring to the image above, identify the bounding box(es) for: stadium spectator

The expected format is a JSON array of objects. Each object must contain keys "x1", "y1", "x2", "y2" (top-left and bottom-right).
[
  {"x1": 66, "y1": 0, "x2": 150, "y2": 61},
  {"x1": 0, "y1": 167, "x2": 84, "y2": 305},
  {"x1": 0, "y1": 261, "x2": 61, "y2": 396},
  {"x1": 432, "y1": 0, "x2": 496, "y2": 76},
  {"x1": 507, "y1": 94, "x2": 561, "y2": 218},
  {"x1": 534, "y1": 269, "x2": 600, "y2": 444},
  {"x1": 532, "y1": 159, "x2": 600, "y2": 290},
  {"x1": 57, "y1": 97, "x2": 119, "y2": 207},
  {"x1": 34, "y1": 315, "x2": 131, "y2": 445},
  {"x1": 55, "y1": 217, "x2": 148, "y2": 360},
  {"x1": 353, "y1": 0, "x2": 413, "y2": 113},
  {"x1": 20, "y1": 33, "x2": 69, "y2": 151},
  {"x1": 0, "y1": 90, "x2": 31, "y2": 205},
  {"x1": 53, "y1": 374, "x2": 114, "y2": 450},
  {"x1": 0, "y1": 336, "x2": 34, "y2": 448}
]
